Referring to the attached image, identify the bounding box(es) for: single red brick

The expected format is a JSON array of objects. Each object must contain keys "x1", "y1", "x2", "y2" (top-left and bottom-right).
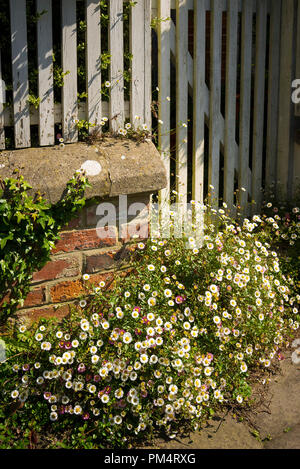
[
  {"x1": 85, "y1": 251, "x2": 116, "y2": 273},
  {"x1": 49, "y1": 272, "x2": 113, "y2": 303},
  {"x1": 52, "y1": 227, "x2": 117, "y2": 254},
  {"x1": 18, "y1": 304, "x2": 71, "y2": 324},
  {"x1": 49, "y1": 279, "x2": 85, "y2": 303},
  {"x1": 32, "y1": 257, "x2": 80, "y2": 283},
  {"x1": 23, "y1": 287, "x2": 46, "y2": 308}
]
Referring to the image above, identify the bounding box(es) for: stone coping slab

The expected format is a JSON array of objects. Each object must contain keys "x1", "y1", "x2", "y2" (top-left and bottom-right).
[{"x1": 0, "y1": 138, "x2": 167, "y2": 204}]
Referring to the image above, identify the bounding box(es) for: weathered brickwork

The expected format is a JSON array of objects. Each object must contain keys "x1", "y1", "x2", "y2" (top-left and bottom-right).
[{"x1": 18, "y1": 195, "x2": 150, "y2": 322}]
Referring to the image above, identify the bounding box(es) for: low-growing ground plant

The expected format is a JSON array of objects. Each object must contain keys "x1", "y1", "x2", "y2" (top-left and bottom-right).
[
  {"x1": 255, "y1": 200, "x2": 300, "y2": 293},
  {"x1": 1, "y1": 205, "x2": 299, "y2": 449}
]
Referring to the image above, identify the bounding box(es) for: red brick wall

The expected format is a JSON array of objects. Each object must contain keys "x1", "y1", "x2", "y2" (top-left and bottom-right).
[{"x1": 18, "y1": 195, "x2": 150, "y2": 323}]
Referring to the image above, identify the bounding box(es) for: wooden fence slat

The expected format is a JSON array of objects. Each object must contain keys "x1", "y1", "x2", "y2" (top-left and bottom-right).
[
  {"x1": 293, "y1": 0, "x2": 300, "y2": 195},
  {"x1": 265, "y1": 0, "x2": 281, "y2": 190},
  {"x1": 37, "y1": 0, "x2": 54, "y2": 146},
  {"x1": 296, "y1": 2, "x2": 300, "y2": 118},
  {"x1": 130, "y1": 0, "x2": 146, "y2": 128},
  {"x1": 238, "y1": 0, "x2": 253, "y2": 213},
  {"x1": 176, "y1": 0, "x2": 188, "y2": 210},
  {"x1": 192, "y1": 0, "x2": 206, "y2": 205},
  {"x1": 109, "y1": 0, "x2": 124, "y2": 133},
  {"x1": 144, "y1": 0, "x2": 152, "y2": 130},
  {"x1": 86, "y1": 0, "x2": 102, "y2": 133},
  {"x1": 0, "y1": 50, "x2": 5, "y2": 149},
  {"x1": 251, "y1": 0, "x2": 267, "y2": 213},
  {"x1": 61, "y1": 0, "x2": 78, "y2": 143},
  {"x1": 208, "y1": 0, "x2": 223, "y2": 209},
  {"x1": 277, "y1": 0, "x2": 295, "y2": 200},
  {"x1": 9, "y1": 0, "x2": 31, "y2": 148},
  {"x1": 224, "y1": 0, "x2": 238, "y2": 214},
  {"x1": 157, "y1": 0, "x2": 171, "y2": 234}
]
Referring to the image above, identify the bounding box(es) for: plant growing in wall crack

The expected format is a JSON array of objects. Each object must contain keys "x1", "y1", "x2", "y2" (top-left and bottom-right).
[{"x1": 0, "y1": 172, "x2": 91, "y2": 327}]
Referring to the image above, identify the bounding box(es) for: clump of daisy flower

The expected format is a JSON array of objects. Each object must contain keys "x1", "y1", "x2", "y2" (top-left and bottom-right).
[{"x1": 2, "y1": 202, "x2": 299, "y2": 448}]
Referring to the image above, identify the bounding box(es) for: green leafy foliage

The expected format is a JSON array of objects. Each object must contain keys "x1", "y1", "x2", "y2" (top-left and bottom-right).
[
  {"x1": 0, "y1": 172, "x2": 90, "y2": 325},
  {"x1": 254, "y1": 197, "x2": 300, "y2": 295},
  {"x1": 28, "y1": 94, "x2": 41, "y2": 110}
]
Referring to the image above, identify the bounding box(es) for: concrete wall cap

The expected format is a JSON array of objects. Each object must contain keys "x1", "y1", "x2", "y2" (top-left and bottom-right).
[{"x1": 0, "y1": 138, "x2": 167, "y2": 204}]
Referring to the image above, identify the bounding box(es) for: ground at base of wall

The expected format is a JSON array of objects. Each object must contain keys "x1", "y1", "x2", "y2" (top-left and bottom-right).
[{"x1": 142, "y1": 335, "x2": 300, "y2": 450}]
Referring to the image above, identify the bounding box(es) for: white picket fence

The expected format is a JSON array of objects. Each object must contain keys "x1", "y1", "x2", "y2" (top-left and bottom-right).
[
  {"x1": 156, "y1": 0, "x2": 282, "y2": 218},
  {"x1": 1, "y1": 0, "x2": 151, "y2": 148},
  {"x1": 155, "y1": 0, "x2": 300, "y2": 214},
  {"x1": 0, "y1": 0, "x2": 299, "y2": 214}
]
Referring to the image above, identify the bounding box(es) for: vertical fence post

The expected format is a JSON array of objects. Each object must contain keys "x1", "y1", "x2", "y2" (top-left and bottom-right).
[
  {"x1": 86, "y1": 0, "x2": 102, "y2": 134},
  {"x1": 144, "y1": 0, "x2": 152, "y2": 130},
  {"x1": 238, "y1": 0, "x2": 253, "y2": 214},
  {"x1": 9, "y1": 0, "x2": 31, "y2": 148},
  {"x1": 277, "y1": 0, "x2": 295, "y2": 201},
  {"x1": 176, "y1": 0, "x2": 188, "y2": 216},
  {"x1": 109, "y1": 0, "x2": 124, "y2": 133},
  {"x1": 158, "y1": 0, "x2": 171, "y2": 236},
  {"x1": 292, "y1": 0, "x2": 300, "y2": 197},
  {"x1": 193, "y1": 0, "x2": 206, "y2": 206},
  {"x1": 265, "y1": 0, "x2": 282, "y2": 194},
  {"x1": 192, "y1": 0, "x2": 206, "y2": 244},
  {"x1": 61, "y1": 0, "x2": 78, "y2": 143},
  {"x1": 130, "y1": 0, "x2": 146, "y2": 129},
  {"x1": 251, "y1": 0, "x2": 267, "y2": 214},
  {"x1": 224, "y1": 0, "x2": 238, "y2": 215},
  {"x1": 37, "y1": 0, "x2": 55, "y2": 146},
  {"x1": 208, "y1": 0, "x2": 222, "y2": 210}
]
